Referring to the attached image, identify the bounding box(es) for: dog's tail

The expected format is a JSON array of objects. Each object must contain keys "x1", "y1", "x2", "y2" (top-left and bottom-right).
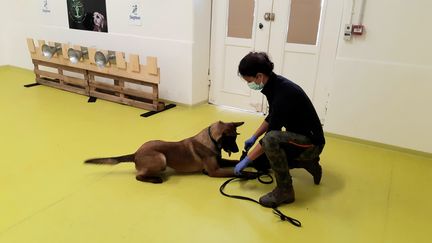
[{"x1": 84, "y1": 154, "x2": 135, "y2": 165}]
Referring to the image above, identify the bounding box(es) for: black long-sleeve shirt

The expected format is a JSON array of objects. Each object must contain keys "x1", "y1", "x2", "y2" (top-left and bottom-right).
[{"x1": 261, "y1": 72, "x2": 325, "y2": 145}]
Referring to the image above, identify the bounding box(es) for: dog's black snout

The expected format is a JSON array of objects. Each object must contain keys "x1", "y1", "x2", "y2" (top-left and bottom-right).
[{"x1": 221, "y1": 135, "x2": 240, "y2": 154}]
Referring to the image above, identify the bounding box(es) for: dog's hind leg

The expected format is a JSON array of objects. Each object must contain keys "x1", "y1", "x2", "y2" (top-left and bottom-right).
[
  {"x1": 135, "y1": 152, "x2": 166, "y2": 183},
  {"x1": 136, "y1": 171, "x2": 163, "y2": 183}
]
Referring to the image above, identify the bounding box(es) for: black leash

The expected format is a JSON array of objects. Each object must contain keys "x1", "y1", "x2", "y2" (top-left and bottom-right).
[{"x1": 219, "y1": 171, "x2": 302, "y2": 227}]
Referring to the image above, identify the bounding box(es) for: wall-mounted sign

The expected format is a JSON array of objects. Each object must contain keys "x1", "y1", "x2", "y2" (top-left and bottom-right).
[
  {"x1": 129, "y1": 1, "x2": 142, "y2": 26},
  {"x1": 42, "y1": 0, "x2": 51, "y2": 13}
]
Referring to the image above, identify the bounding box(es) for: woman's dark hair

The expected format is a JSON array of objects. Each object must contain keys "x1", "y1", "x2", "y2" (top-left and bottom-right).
[{"x1": 238, "y1": 52, "x2": 274, "y2": 77}]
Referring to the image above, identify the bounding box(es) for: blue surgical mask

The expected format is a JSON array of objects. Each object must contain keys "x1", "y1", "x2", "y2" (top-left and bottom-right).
[{"x1": 248, "y1": 82, "x2": 264, "y2": 90}]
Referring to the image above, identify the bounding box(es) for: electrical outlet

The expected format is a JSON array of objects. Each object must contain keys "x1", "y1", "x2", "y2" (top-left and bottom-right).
[{"x1": 344, "y1": 24, "x2": 352, "y2": 41}]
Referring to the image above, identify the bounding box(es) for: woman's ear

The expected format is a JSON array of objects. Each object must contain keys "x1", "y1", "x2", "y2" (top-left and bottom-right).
[{"x1": 256, "y1": 73, "x2": 264, "y2": 82}]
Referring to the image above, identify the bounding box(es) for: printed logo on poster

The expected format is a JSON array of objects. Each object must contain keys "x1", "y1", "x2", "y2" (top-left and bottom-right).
[{"x1": 69, "y1": 0, "x2": 86, "y2": 23}]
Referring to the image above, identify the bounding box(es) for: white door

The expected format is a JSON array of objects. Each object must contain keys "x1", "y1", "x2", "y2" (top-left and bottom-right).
[
  {"x1": 210, "y1": 0, "x2": 342, "y2": 120},
  {"x1": 209, "y1": 0, "x2": 272, "y2": 112}
]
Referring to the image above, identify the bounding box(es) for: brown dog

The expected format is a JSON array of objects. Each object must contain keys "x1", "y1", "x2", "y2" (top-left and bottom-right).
[{"x1": 85, "y1": 121, "x2": 244, "y2": 183}]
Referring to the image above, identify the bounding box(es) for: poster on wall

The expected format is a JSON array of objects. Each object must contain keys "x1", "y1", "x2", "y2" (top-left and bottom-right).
[{"x1": 67, "y1": 0, "x2": 108, "y2": 32}]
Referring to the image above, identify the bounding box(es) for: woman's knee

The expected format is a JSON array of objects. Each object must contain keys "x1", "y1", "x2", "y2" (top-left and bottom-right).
[{"x1": 261, "y1": 130, "x2": 281, "y2": 151}]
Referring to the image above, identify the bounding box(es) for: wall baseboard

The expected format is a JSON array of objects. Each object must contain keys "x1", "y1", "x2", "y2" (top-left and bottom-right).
[
  {"x1": 0, "y1": 65, "x2": 31, "y2": 71},
  {"x1": 325, "y1": 132, "x2": 432, "y2": 159}
]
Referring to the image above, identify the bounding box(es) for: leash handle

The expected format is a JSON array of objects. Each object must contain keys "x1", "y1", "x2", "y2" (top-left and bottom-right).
[{"x1": 273, "y1": 208, "x2": 302, "y2": 227}]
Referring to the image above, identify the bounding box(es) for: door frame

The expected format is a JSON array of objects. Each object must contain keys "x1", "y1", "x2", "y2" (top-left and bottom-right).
[{"x1": 208, "y1": 0, "x2": 344, "y2": 123}]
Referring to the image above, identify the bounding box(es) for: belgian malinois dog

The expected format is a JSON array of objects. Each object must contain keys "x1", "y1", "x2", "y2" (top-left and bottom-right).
[{"x1": 85, "y1": 121, "x2": 244, "y2": 183}]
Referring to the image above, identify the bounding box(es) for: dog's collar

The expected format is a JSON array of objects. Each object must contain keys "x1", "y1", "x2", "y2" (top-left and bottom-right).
[{"x1": 208, "y1": 126, "x2": 221, "y2": 151}]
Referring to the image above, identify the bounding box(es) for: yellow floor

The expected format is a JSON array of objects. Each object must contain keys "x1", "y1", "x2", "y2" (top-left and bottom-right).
[{"x1": 1, "y1": 66, "x2": 431, "y2": 243}]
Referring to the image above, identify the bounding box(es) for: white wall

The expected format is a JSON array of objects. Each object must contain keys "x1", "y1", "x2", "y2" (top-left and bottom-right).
[
  {"x1": 324, "y1": 0, "x2": 432, "y2": 153},
  {"x1": 0, "y1": 2, "x2": 9, "y2": 66},
  {"x1": 4, "y1": 0, "x2": 211, "y2": 105}
]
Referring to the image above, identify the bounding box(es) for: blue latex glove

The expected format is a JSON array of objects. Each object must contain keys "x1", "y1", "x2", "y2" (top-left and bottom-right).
[
  {"x1": 234, "y1": 156, "x2": 252, "y2": 175},
  {"x1": 244, "y1": 135, "x2": 257, "y2": 151}
]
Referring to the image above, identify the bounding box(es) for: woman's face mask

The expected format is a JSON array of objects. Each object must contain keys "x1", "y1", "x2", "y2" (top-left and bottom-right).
[
  {"x1": 244, "y1": 74, "x2": 264, "y2": 90},
  {"x1": 248, "y1": 82, "x2": 264, "y2": 90}
]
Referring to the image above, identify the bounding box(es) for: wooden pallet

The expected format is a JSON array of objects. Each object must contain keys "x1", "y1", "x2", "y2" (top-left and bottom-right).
[
  {"x1": 33, "y1": 59, "x2": 89, "y2": 95},
  {"x1": 26, "y1": 38, "x2": 164, "y2": 111},
  {"x1": 88, "y1": 71, "x2": 164, "y2": 111}
]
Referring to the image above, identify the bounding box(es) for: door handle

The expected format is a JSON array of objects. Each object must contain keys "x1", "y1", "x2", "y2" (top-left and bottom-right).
[
  {"x1": 259, "y1": 23, "x2": 263, "y2": 29},
  {"x1": 264, "y1": 12, "x2": 275, "y2": 21}
]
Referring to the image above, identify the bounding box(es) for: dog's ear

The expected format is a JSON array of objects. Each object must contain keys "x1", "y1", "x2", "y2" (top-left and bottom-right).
[{"x1": 232, "y1": 122, "x2": 244, "y2": 127}]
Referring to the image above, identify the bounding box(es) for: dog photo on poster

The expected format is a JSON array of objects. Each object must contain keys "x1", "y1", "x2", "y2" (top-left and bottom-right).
[{"x1": 67, "y1": 0, "x2": 108, "y2": 32}]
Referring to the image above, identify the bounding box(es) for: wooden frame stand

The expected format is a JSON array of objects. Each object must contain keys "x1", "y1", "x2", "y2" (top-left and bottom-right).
[{"x1": 26, "y1": 38, "x2": 165, "y2": 111}]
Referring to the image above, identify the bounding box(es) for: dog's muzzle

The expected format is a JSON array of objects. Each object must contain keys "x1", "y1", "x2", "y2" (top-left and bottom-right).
[{"x1": 220, "y1": 135, "x2": 239, "y2": 156}]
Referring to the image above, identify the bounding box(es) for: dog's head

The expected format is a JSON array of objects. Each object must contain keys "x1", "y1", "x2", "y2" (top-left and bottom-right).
[
  {"x1": 210, "y1": 121, "x2": 244, "y2": 156},
  {"x1": 93, "y1": 12, "x2": 106, "y2": 31}
]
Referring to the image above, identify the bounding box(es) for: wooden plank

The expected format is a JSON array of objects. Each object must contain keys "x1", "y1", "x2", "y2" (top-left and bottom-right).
[
  {"x1": 125, "y1": 98, "x2": 158, "y2": 111},
  {"x1": 33, "y1": 62, "x2": 41, "y2": 80},
  {"x1": 37, "y1": 40, "x2": 46, "y2": 49},
  {"x1": 89, "y1": 81, "x2": 119, "y2": 93},
  {"x1": 61, "y1": 43, "x2": 69, "y2": 60},
  {"x1": 123, "y1": 87, "x2": 154, "y2": 100},
  {"x1": 27, "y1": 38, "x2": 36, "y2": 53},
  {"x1": 90, "y1": 91, "x2": 164, "y2": 111},
  {"x1": 88, "y1": 73, "x2": 96, "y2": 92},
  {"x1": 89, "y1": 81, "x2": 154, "y2": 100},
  {"x1": 129, "y1": 54, "x2": 140, "y2": 72},
  {"x1": 157, "y1": 102, "x2": 165, "y2": 111},
  {"x1": 35, "y1": 69, "x2": 61, "y2": 79},
  {"x1": 58, "y1": 67, "x2": 64, "y2": 85},
  {"x1": 88, "y1": 48, "x2": 97, "y2": 64},
  {"x1": 83, "y1": 71, "x2": 90, "y2": 93},
  {"x1": 90, "y1": 91, "x2": 122, "y2": 103},
  {"x1": 147, "y1": 56, "x2": 158, "y2": 75},
  {"x1": 152, "y1": 84, "x2": 159, "y2": 105},
  {"x1": 116, "y1": 52, "x2": 126, "y2": 70},
  {"x1": 90, "y1": 91, "x2": 159, "y2": 111},
  {"x1": 35, "y1": 69, "x2": 86, "y2": 87},
  {"x1": 37, "y1": 40, "x2": 46, "y2": 57},
  {"x1": 33, "y1": 59, "x2": 87, "y2": 74},
  {"x1": 113, "y1": 80, "x2": 120, "y2": 96},
  {"x1": 88, "y1": 70, "x2": 155, "y2": 87},
  {"x1": 33, "y1": 60, "x2": 64, "y2": 70},
  {"x1": 118, "y1": 80, "x2": 125, "y2": 98},
  {"x1": 37, "y1": 78, "x2": 88, "y2": 95},
  {"x1": 62, "y1": 75, "x2": 87, "y2": 87}
]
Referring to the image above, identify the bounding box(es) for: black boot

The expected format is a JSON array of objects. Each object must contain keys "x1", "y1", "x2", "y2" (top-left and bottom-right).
[
  {"x1": 304, "y1": 157, "x2": 322, "y2": 185},
  {"x1": 259, "y1": 170, "x2": 295, "y2": 208},
  {"x1": 259, "y1": 184, "x2": 295, "y2": 208}
]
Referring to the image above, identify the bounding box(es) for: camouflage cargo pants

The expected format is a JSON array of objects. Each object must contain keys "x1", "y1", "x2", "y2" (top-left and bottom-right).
[{"x1": 260, "y1": 130, "x2": 324, "y2": 187}]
